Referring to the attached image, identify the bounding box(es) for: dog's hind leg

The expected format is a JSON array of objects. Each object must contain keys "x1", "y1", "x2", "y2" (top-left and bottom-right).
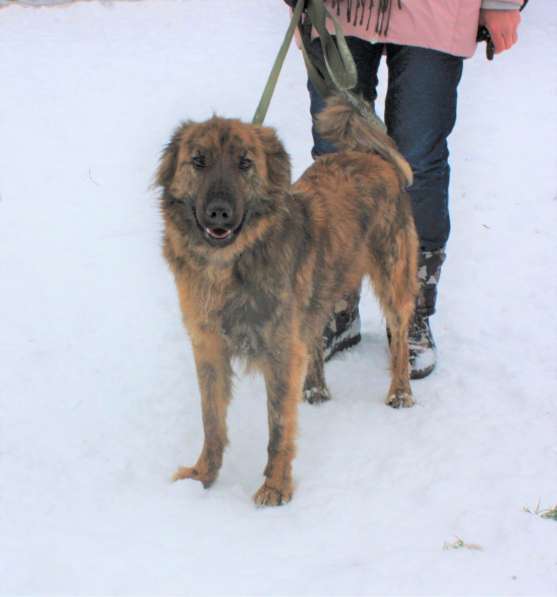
[
  {"x1": 370, "y1": 234, "x2": 418, "y2": 409},
  {"x1": 383, "y1": 305, "x2": 415, "y2": 408},
  {"x1": 172, "y1": 330, "x2": 232, "y2": 488},
  {"x1": 303, "y1": 340, "x2": 331, "y2": 404},
  {"x1": 255, "y1": 336, "x2": 309, "y2": 506}
]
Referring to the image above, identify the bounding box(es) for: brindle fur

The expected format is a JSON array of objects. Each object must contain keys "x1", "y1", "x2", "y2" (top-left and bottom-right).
[{"x1": 157, "y1": 95, "x2": 419, "y2": 507}]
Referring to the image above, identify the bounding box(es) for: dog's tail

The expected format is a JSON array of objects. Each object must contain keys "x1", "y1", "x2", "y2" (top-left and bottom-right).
[{"x1": 316, "y1": 94, "x2": 413, "y2": 188}]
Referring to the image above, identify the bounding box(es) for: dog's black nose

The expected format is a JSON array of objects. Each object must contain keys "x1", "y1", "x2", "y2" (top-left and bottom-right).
[{"x1": 205, "y1": 200, "x2": 233, "y2": 227}]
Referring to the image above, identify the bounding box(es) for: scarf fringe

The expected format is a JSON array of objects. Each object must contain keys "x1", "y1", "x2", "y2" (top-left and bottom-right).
[{"x1": 328, "y1": 0, "x2": 402, "y2": 35}]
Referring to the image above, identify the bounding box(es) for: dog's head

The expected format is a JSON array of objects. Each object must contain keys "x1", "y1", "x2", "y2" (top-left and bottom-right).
[{"x1": 156, "y1": 117, "x2": 291, "y2": 251}]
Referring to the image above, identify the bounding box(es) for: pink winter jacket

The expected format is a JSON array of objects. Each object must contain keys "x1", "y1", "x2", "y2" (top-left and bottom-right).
[{"x1": 299, "y1": 0, "x2": 522, "y2": 58}]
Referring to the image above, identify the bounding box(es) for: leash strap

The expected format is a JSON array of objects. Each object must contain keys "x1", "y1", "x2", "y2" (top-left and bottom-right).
[
  {"x1": 252, "y1": 0, "x2": 359, "y2": 125},
  {"x1": 299, "y1": 1, "x2": 357, "y2": 97},
  {"x1": 299, "y1": 2, "x2": 387, "y2": 131},
  {"x1": 252, "y1": 0, "x2": 306, "y2": 125}
]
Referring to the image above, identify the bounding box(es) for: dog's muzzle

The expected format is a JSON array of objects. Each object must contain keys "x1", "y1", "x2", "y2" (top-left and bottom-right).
[
  {"x1": 204, "y1": 199, "x2": 234, "y2": 240},
  {"x1": 195, "y1": 198, "x2": 244, "y2": 247}
]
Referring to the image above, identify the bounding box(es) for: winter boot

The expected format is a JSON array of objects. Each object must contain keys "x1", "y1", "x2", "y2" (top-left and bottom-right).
[
  {"x1": 408, "y1": 247, "x2": 446, "y2": 379},
  {"x1": 323, "y1": 291, "x2": 362, "y2": 362}
]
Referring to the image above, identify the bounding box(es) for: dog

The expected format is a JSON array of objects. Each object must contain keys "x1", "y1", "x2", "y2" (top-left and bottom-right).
[{"x1": 156, "y1": 95, "x2": 419, "y2": 506}]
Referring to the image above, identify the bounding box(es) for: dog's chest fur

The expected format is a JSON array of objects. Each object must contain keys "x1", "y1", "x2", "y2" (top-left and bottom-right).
[{"x1": 216, "y1": 250, "x2": 289, "y2": 358}]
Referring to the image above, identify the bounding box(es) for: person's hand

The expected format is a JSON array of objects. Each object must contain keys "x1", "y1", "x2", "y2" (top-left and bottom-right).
[{"x1": 479, "y1": 9, "x2": 521, "y2": 54}]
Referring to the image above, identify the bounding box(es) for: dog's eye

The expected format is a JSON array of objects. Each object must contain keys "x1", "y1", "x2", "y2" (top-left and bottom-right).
[
  {"x1": 239, "y1": 156, "x2": 253, "y2": 171},
  {"x1": 192, "y1": 155, "x2": 206, "y2": 169}
]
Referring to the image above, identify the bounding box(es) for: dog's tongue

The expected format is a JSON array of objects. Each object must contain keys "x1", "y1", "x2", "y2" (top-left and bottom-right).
[{"x1": 206, "y1": 227, "x2": 232, "y2": 240}]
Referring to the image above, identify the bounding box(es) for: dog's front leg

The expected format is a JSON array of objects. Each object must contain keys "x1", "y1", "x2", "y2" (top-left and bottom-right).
[
  {"x1": 173, "y1": 329, "x2": 232, "y2": 488},
  {"x1": 255, "y1": 341, "x2": 308, "y2": 507}
]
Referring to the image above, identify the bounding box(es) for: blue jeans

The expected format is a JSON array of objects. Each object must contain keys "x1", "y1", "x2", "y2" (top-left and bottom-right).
[{"x1": 308, "y1": 39, "x2": 464, "y2": 251}]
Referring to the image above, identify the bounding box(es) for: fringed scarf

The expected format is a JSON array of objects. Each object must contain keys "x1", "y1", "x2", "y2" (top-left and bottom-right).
[{"x1": 328, "y1": 0, "x2": 403, "y2": 35}]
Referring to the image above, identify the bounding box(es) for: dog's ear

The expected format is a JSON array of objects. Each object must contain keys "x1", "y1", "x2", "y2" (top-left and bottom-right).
[
  {"x1": 255, "y1": 125, "x2": 291, "y2": 193},
  {"x1": 156, "y1": 130, "x2": 181, "y2": 190},
  {"x1": 155, "y1": 123, "x2": 190, "y2": 190}
]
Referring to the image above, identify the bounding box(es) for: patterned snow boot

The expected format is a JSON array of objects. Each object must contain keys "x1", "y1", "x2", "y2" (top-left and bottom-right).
[
  {"x1": 322, "y1": 291, "x2": 362, "y2": 362},
  {"x1": 408, "y1": 248, "x2": 446, "y2": 379}
]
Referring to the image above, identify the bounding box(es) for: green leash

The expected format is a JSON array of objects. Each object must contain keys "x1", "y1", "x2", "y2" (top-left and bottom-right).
[
  {"x1": 252, "y1": 0, "x2": 306, "y2": 125},
  {"x1": 299, "y1": 0, "x2": 357, "y2": 98},
  {"x1": 252, "y1": 0, "x2": 358, "y2": 126}
]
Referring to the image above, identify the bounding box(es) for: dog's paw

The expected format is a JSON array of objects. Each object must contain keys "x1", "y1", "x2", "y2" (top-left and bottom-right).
[
  {"x1": 385, "y1": 390, "x2": 415, "y2": 409},
  {"x1": 172, "y1": 466, "x2": 216, "y2": 489},
  {"x1": 303, "y1": 385, "x2": 331, "y2": 404},
  {"x1": 253, "y1": 482, "x2": 293, "y2": 507}
]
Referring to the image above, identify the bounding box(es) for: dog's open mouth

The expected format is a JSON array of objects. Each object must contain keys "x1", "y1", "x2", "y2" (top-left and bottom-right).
[
  {"x1": 205, "y1": 227, "x2": 234, "y2": 241},
  {"x1": 203, "y1": 219, "x2": 244, "y2": 245}
]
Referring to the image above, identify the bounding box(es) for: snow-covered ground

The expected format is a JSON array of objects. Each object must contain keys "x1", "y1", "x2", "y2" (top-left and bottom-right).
[{"x1": 1, "y1": 1, "x2": 556, "y2": 595}]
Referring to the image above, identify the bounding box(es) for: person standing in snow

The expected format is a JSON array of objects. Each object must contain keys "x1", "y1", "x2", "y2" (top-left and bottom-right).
[{"x1": 284, "y1": 0, "x2": 522, "y2": 379}]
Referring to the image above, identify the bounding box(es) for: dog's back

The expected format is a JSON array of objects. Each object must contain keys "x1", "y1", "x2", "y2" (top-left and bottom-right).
[{"x1": 290, "y1": 96, "x2": 418, "y2": 334}]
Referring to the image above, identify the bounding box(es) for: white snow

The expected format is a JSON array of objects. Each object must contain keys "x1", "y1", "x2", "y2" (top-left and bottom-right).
[{"x1": 1, "y1": 1, "x2": 556, "y2": 595}]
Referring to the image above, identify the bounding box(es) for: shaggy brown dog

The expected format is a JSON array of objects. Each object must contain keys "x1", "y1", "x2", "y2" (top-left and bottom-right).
[{"x1": 156, "y1": 95, "x2": 418, "y2": 506}]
